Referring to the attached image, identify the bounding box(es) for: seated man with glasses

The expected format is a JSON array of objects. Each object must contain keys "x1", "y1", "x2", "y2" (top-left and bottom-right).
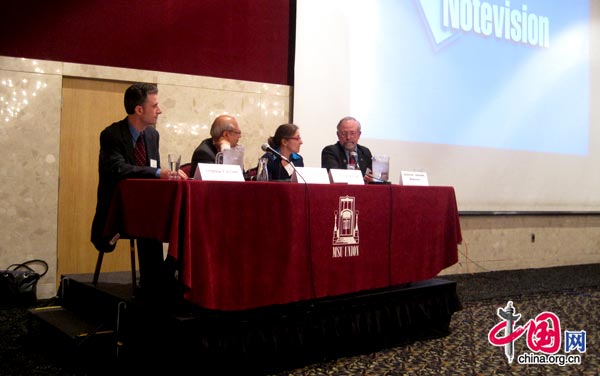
[
  {"x1": 260, "y1": 123, "x2": 304, "y2": 181},
  {"x1": 190, "y1": 114, "x2": 242, "y2": 177},
  {"x1": 321, "y1": 116, "x2": 373, "y2": 182}
]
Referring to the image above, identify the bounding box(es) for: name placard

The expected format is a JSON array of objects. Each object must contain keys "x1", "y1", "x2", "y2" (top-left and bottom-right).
[
  {"x1": 292, "y1": 167, "x2": 330, "y2": 184},
  {"x1": 195, "y1": 163, "x2": 245, "y2": 182},
  {"x1": 400, "y1": 171, "x2": 429, "y2": 186},
  {"x1": 328, "y1": 169, "x2": 364, "y2": 185}
]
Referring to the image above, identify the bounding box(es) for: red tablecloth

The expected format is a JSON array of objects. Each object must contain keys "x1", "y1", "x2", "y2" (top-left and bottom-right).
[{"x1": 106, "y1": 180, "x2": 461, "y2": 311}]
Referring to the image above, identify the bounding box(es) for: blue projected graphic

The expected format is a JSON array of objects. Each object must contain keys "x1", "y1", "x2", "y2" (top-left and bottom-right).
[{"x1": 349, "y1": 0, "x2": 589, "y2": 155}]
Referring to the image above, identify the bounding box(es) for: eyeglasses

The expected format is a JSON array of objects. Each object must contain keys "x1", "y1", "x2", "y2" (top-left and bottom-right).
[
  {"x1": 287, "y1": 136, "x2": 302, "y2": 141},
  {"x1": 338, "y1": 131, "x2": 359, "y2": 138},
  {"x1": 228, "y1": 129, "x2": 242, "y2": 135}
]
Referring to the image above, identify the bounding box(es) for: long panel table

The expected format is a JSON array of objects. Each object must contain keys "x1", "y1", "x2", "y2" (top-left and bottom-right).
[{"x1": 105, "y1": 180, "x2": 462, "y2": 311}]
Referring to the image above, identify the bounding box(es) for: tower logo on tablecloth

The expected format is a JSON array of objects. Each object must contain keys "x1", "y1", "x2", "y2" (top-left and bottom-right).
[{"x1": 332, "y1": 196, "x2": 360, "y2": 258}]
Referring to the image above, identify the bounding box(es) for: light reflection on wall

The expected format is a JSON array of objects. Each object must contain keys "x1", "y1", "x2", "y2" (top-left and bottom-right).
[
  {"x1": 0, "y1": 77, "x2": 47, "y2": 123},
  {"x1": 164, "y1": 122, "x2": 208, "y2": 136}
]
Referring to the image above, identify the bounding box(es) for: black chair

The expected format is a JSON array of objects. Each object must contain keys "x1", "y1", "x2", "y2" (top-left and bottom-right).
[{"x1": 92, "y1": 238, "x2": 138, "y2": 294}]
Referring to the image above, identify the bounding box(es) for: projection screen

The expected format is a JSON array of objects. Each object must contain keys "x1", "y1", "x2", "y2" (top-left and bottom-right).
[{"x1": 293, "y1": 0, "x2": 599, "y2": 212}]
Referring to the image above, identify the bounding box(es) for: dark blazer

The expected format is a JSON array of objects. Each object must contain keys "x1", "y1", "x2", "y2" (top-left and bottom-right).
[
  {"x1": 190, "y1": 138, "x2": 218, "y2": 177},
  {"x1": 91, "y1": 118, "x2": 161, "y2": 252},
  {"x1": 260, "y1": 151, "x2": 304, "y2": 181},
  {"x1": 321, "y1": 142, "x2": 373, "y2": 176}
]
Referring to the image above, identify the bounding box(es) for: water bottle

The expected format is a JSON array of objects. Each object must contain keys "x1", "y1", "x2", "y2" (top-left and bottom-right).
[{"x1": 256, "y1": 158, "x2": 269, "y2": 181}]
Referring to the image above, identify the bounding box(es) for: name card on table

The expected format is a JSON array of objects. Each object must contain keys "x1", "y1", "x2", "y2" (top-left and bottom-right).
[
  {"x1": 194, "y1": 163, "x2": 245, "y2": 182},
  {"x1": 400, "y1": 171, "x2": 429, "y2": 186},
  {"x1": 292, "y1": 167, "x2": 330, "y2": 184},
  {"x1": 328, "y1": 168, "x2": 364, "y2": 185}
]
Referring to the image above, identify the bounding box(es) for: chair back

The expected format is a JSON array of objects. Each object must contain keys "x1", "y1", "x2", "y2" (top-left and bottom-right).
[{"x1": 180, "y1": 163, "x2": 192, "y2": 176}]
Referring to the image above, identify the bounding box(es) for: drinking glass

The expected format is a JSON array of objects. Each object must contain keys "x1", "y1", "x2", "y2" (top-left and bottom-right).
[{"x1": 168, "y1": 153, "x2": 181, "y2": 179}]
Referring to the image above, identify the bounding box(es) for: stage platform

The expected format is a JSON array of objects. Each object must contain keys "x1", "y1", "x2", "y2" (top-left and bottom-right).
[{"x1": 30, "y1": 272, "x2": 461, "y2": 374}]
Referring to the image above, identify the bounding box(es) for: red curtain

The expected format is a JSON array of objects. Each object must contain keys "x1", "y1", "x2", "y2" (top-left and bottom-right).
[{"x1": 0, "y1": 0, "x2": 292, "y2": 85}]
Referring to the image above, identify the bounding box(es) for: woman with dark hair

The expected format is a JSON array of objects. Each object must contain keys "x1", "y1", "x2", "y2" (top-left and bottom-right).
[{"x1": 260, "y1": 123, "x2": 304, "y2": 181}]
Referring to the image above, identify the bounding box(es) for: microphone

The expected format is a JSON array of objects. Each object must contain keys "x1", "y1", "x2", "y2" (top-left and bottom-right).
[
  {"x1": 261, "y1": 143, "x2": 305, "y2": 183},
  {"x1": 261, "y1": 143, "x2": 290, "y2": 163},
  {"x1": 350, "y1": 151, "x2": 360, "y2": 171}
]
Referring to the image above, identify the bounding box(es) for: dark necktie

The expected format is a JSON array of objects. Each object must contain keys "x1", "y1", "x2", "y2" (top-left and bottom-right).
[
  {"x1": 348, "y1": 153, "x2": 356, "y2": 169},
  {"x1": 134, "y1": 133, "x2": 147, "y2": 166}
]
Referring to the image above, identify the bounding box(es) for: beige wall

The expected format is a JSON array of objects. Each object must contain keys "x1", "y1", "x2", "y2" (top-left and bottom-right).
[
  {"x1": 0, "y1": 58, "x2": 62, "y2": 299},
  {"x1": 0, "y1": 56, "x2": 290, "y2": 298},
  {"x1": 441, "y1": 215, "x2": 600, "y2": 276},
  {"x1": 1, "y1": 55, "x2": 598, "y2": 299}
]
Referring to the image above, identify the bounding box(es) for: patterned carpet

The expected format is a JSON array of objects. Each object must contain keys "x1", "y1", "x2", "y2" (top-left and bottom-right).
[
  {"x1": 275, "y1": 288, "x2": 598, "y2": 375},
  {"x1": 1, "y1": 264, "x2": 598, "y2": 375},
  {"x1": 275, "y1": 264, "x2": 600, "y2": 376}
]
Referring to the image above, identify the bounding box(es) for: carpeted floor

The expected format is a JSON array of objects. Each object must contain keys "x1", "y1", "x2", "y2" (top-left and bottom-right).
[
  {"x1": 1, "y1": 264, "x2": 598, "y2": 375},
  {"x1": 276, "y1": 289, "x2": 599, "y2": 375}
]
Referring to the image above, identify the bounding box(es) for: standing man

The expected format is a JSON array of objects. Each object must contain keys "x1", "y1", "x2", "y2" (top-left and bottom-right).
[
  {"x1": 321, "y1": 116, "x2": 373, "y2": 182},
  {"x1": 189, "y1": 114, "x2": 242, "y2": 177},
  {"x1": 91, "y1": 83, "x2": 177, "y2": 297}
]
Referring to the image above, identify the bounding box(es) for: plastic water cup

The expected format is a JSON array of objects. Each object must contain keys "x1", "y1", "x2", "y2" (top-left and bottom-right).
[{"x1": 372, "y1": 155, "x2": 389, "y2": 181}]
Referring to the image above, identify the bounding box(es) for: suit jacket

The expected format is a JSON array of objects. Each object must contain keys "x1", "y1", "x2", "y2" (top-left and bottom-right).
[
  {"x1": 91, "y1": 118, "x2": 161, "y2": 252},
  {"x1": 321, "y1": 142, "x2": 373, "y2": 176},
  {"x1": 190, "y1": 137, "x2": 217, "y2": 177}
]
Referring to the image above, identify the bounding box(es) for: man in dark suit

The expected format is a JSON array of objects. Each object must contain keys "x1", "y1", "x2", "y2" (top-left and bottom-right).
[
  {"x1": 321, "y1": 116, "x2": 374, "y2": 182},
  {"x1": 91, "y1": 83, "x2": 177, "y2": 296},
  {"x1": 189, "y1": 114, "x2": 242, "y2": 177}
]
